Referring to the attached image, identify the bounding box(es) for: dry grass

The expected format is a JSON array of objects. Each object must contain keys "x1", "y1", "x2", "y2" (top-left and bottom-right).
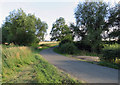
[
  {"x1": 39, "y1": 41, "x2": 59, "y2": 45},
  {"x1": 2, "y1": 46, "x2": 32, "y2": 59}
]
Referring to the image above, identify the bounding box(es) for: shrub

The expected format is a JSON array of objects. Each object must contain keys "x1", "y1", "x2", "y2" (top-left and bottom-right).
[
  {"x1": 102, "y1": 41, "x2": 119, "y2": 44},
  {"x1": 59, "y1": 42, "x2": 78, "y2": 54},
  {"x1": 116, "y1": 48, "x2": 120, "y2": 59},
  {"x1": 74, "y1": 41, "x2": 91, "y2": 52},
  {"x1": 100, "y1": 48, "x2": 120, "y2": 63},
  {"x1": 30, "y1": 43, "x2": 39, "y2": 48},
  {"x1": 59, "y1": 39, "x2": 73, "y2": 47},
  {"x1": 101, "y1": 49, "x2": 116, "y2": 62}
]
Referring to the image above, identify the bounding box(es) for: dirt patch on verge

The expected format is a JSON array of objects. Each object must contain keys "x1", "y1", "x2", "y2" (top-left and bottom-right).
[{"x1": 72, "y1": 56, "x2": 100, "y2": 62}]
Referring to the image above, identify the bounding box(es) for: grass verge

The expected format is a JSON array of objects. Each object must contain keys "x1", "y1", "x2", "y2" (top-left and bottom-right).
[{"x1": 2, "y1": 46, "x2": 81, "y2": 83}]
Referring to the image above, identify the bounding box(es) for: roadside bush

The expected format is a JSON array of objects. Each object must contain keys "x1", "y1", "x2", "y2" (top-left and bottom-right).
[
  {"x1": 74, "y1": 41, "x2": 91, "y2": 52},
  {"x1": 31, "y1": 43, "x2": 39, "y2": 49},
  {"x1": 59, "y1": 39, "x2": 73, "y2": 47},
  {"x1": 116, "y1": 48, "x2": 120, "y2": 59},
  {"x1": 102, "y1": 41, "x2": 119, "y2": 44},
  {"x1": 59, "y1": 42, "x2": 78, "y2": 54},
  {"x1": 101, "y1": 49, "x2": 116, "y2": 62},
  {"x1": 100, "y1": 48, "x2": 120, "y2": 63}
]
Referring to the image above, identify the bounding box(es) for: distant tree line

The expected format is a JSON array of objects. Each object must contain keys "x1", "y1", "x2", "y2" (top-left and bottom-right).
[{"x1": 2, "y1": 8, "x2": 48, "y2": 45}]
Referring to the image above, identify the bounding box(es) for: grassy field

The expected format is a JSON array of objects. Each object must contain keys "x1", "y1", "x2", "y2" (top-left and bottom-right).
[
  {"x1": 2, "y1": 43, "x2": 81, "y2": 83},
  {"x1": 38, "y1": 42, "x2": 59, "y2": 50}
]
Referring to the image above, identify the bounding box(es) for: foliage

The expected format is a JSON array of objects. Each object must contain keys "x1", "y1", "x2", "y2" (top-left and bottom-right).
[
  {"x1": 54, "y1": 46, "x2": 100, "y2": 58},
  {"x1": 59, "y1": 38, "x2": 73, "y2": 47},
  {"x1": 31, "y1": 43, "x2": 39, "y2": 48},
  {"x1": 2, "y1": 46, "x2": 79, "y2": 83},
  {"x1": 102, "y1": 41, "x2": 119, "y2": 44},
  {"x1": 50, "y1": 17, "x2": 73, "y2": 41},
  {"x1": 105, "y1": 3, "x2": 120, "y2": 41},
  {"x1": 59, "y1": 42, "x2": 78, "y2": 54},
  {"x1": 103, "y1": 43, "x2": 120, "y2": 50},
  {"x1": 100, "y1": 43, "x2": 120, "y2": 63},
  {"x1": 101, "y1": 49, "x2": 116, "y2": 62},
  {"x1": 70, "y1": 23, "x2": 86, "y2": 41},
  {"x1": 74, "y1": 1, "x2": 108, "y2": 52},
  {"x1": 2, "y1": 8, "x2": 48, "y2": 45},
  {"x1": 74, "y1": 41, "x2": 91, "y2": 52}
]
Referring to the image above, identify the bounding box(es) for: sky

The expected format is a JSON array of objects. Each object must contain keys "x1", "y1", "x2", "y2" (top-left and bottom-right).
[{"x1": 0, "y1": 0, "x2": 119, "y2": 41}]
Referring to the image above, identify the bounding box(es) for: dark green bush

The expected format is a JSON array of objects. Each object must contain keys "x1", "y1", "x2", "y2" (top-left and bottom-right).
[
  {"x1": 59, "y1": 39, "x2": 73, "y2": 47},
  {"x1": 31, "y1": 43, "x2": 39, "y2": 48},
  {"x1": 116, "y1": 48, "x2": 120, "y2": 59},
  {"x1": 74, "y1": 41, "x2": 91, "y2": 52},
  {"x1": 74, "y1": 41, "x2": 103, "y2": 53},
  {"x1": 101, "y1": 48, "x2": 120, "y2": 62},
  {"x1": 101, "y1": 49, "x2": 116, "y2": 62},
  {"x1": 59, "y1": 42, "x2": 78, "y2": 54},
  {"x1": 102, "y1": 41, "x2": 119, "y2": 44}
]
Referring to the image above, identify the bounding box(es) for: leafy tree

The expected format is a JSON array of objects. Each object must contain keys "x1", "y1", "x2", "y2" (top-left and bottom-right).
[
  {"x1": 107, "y1": 3, "x2": 120, "y2": 42},
  {"x1": 74, "y1": 1, "x2": 108, "y2": 52},
  {"x1": 36, "y1": 19, "x2": 48, "y2": 41},
  {"x1": 50, "y1": 17, "x2": 73, "y2": 41},
  {"x1": 2, "y1": 8, "x2": 48, "y2": 45},
  {"x1": 70, "y1": 23, "x2": 86, "y2": 41}
]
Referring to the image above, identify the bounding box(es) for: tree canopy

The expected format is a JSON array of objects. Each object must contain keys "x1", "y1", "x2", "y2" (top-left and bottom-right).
[
  {"x1": 50, "y1": 17, "x2": 73, "y2": 41},
  {"x1": 74, "y1": 1, "x2": 108, "y2": 52},
  {"x1": 2, "y1": 8, "x2": 48, "y2": 45},
  {"x1": 107, "y1": 3, "x2": 120, "y2": 42}
]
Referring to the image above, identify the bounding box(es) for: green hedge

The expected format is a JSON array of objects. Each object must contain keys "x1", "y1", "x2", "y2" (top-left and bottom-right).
[
  {"x1": 100, "y1": 48, "x2": 120, "y2": 63},
  {"x1": 59, "y1": 42, "x2": 78, "y2": 54}
]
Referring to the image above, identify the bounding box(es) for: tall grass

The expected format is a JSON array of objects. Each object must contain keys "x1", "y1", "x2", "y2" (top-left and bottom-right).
[
  {"x1": 2, "y1": 45, "x2": 80, "y2": 83},
  {"x1": 2, "y1": 46, "x2": 36, "y2": 82}
]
